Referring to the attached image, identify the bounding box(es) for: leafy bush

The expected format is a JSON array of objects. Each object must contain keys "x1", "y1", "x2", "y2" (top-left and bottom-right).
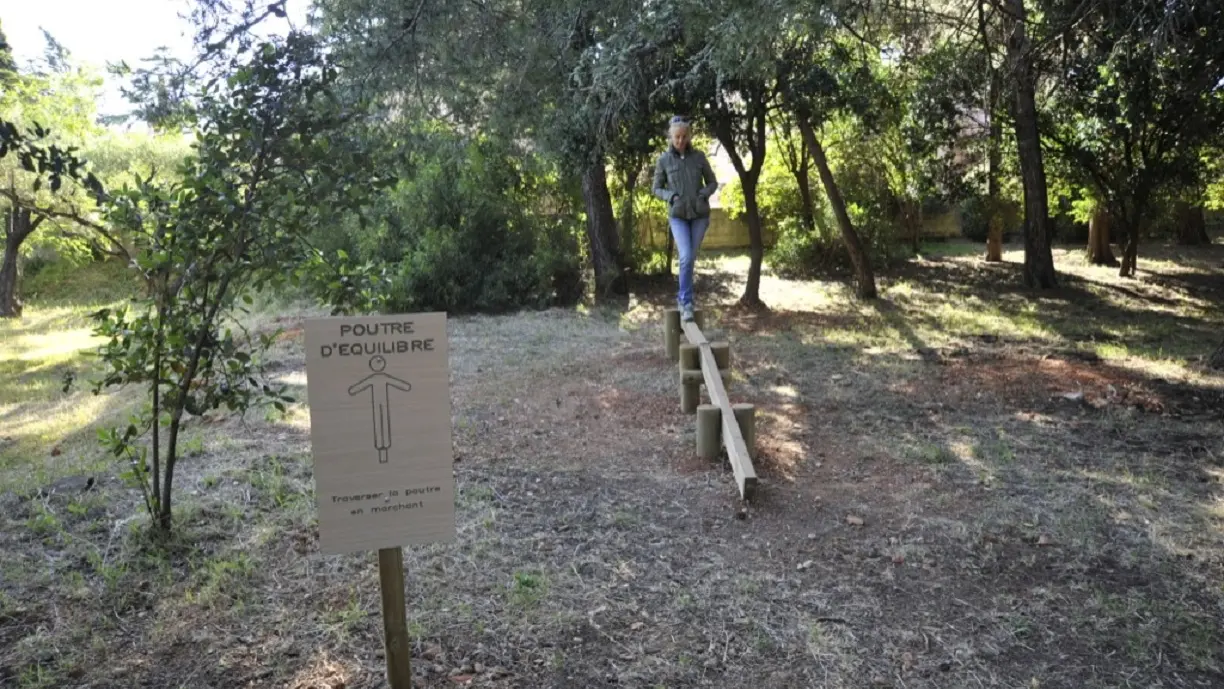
[
  {"x1": 767, "y1": 216, "x2": 845, "y2": 278},
  {"x1": 307, "y1": 128, "x2": 583, "y2": 314},
  {"x1": 958, "y1": 193, "x2": 1023, "y2": 243}
]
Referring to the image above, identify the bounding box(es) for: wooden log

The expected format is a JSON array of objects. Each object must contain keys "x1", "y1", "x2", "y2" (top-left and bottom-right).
[
  {"x1": 711, "y1": 341, "x2": 730, "y2": 370},
  {"x1": 696, "y1": 404, "x2": 721, "y2": 460},
  {"x1": 693, "y1": 309, "x2": 706, "y2": 330},
  {"x1": 733, "y1": 403, "x2": 757, "y2": 461},
  {"x1": 664, "y1": 308, "x2": 681, "y2": 361}
]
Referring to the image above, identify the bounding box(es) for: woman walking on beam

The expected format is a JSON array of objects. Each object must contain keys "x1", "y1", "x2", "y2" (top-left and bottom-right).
[{"x1": 653, "y1": 115, "x2": 718, "y2": 323}]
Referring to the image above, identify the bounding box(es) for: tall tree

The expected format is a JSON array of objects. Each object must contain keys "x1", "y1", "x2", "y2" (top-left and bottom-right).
[
  {"x1": 0, "y1": 36, "x2": 105, "y2": 317},
  {"x1": 645, "y1": 0, "x2": 788, "y2": 307},
  {"x1": 978, "y1": 0, "x2": 1005, "y2": 262},
  {"x1": 708, "y1": 82, "x2": 772, "y2": 307},
  {"x1": 315, "y1": 0, "x2": 633, "y2": 300},
  {"x1": 94, "y1": 30, "x2": 389, "y2": 533},
  {"x1": 1001, "y1": 0, "x2": 1057, "y2": 287},
  {"x1": 1043, "y1": 0, "x2": 1224, "y2": 277},
  {"x1": 777, "y1": 34, "x2": 878, "y2": 300},
  {"x1": 0, "y1": 18, "x2": 15, "y2": 74},
  {"x1": 770, "y1": 113, "x2": 816, "y2": 233}
]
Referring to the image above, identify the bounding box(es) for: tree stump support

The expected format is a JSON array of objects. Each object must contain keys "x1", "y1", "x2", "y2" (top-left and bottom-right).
[
  {"x1": 696, "y1": 404, "x2": 721, "y2": 461},
  {"x1": 678, "y1": 343, "x2": 700, "y2": 414},
  {"x1": 733, "y1": 403, "x2": 757, "y2": 461},
  {"x1": 664, "y1": 308, "x2": 681, "y2": 362}
]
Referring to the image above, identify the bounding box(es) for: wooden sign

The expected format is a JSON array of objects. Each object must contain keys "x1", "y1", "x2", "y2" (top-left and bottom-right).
[{"x1": 304, "y1": 312, "x2": 456, "y2": 555}]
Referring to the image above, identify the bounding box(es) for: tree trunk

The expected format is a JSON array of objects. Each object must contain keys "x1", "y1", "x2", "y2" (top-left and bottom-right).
[
  {"x1": 1, "y1": 207, "x2": 39, "y2": 318},
  {"x1": 795, "y1": 162, "x2": 816, "y2": 233},
  {"x1": 802, "y1": 120, "x2": 878, "y2": 299},
  {"x1": 1176, "y1": 201, "x2": 1208, "y2": 246},
  {"x1": 1116, "y1": 196, "x2": 1148, "y2": 278},
  {"x1": 1119, "y1": 227, "x2": 1139, "y2": 277},
  {"x1": 741, "y1": 176, "x2": 765, "y2": 306},
  {"x1": 981, "y1": 0, "x2": 1005, "y2": 263},
  {"x1": 581, "y1": 158, "x2": 626, "y2": 299},
  {"x1": 158, "y1": 413, "x2": 181, "y2": 533},
  {"x1": 1004, "y1": 0, "x2": 1057, "y2": 289},
  {"x1": 712, "y1": 104, "x2": 767, "y2": 308},
  {"x1": 906, "y1": 199, "x2": 922, "y2": 254},
  {"x1": 619, "y1": 161, "x2": 639, "y2": 273},
  {"x1": 985, "y1": 211, "x2": 1004, "y2": 262},
  {"x1": 1087, "y1": 206, "x2": 1118, "y2": 265}
]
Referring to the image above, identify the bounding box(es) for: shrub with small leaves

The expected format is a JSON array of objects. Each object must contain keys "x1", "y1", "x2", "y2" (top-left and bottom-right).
[{"x1": 88, "y1": 32, "x2": 390, "y2": 534}]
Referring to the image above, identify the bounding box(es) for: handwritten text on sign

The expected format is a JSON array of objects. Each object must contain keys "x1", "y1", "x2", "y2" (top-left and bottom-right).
[{"x1": 305, "y1": 312, "x2": 455, "y2": 554}]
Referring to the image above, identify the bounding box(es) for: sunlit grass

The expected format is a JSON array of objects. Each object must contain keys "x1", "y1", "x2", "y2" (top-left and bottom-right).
[
  {"x1": 919, "y1": 300, "x2": 1053, "y2": 341},
  {"x1": 0, "y1": 260, "x2": 142, "y2": 491},
  {"x1": 747, "y1": 239, "x2": 1222, "y2": 373}
]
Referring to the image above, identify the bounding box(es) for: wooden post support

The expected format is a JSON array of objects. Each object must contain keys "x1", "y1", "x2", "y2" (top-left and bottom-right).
[
  {"x1": 692, "y1": 309, "x2": 706, "y2": 331},
  {"x1": 679, "y1": 343, "x2": 700, "y2": 414},
  {"x1": 696, "y1": 404, "x2": 722, "y2": 460},
  {"x1": 664, "y1": 308, "x2": 681, "y2": 362},
  {"x1": 732, "y1": 403, "x2": 757, "y2": 461},
  {"x1": 680, "y1": 380, "x2": 700, "y2": 415},
  {"x1": 679, "y1": 343, "x2": 700, "y2": 373},
  {"x1": 711, "y1": 341, "x2": 730, "y2": 370},
  {"x1": 377, "y1": 547, "x2": 412, "y2": 688}
]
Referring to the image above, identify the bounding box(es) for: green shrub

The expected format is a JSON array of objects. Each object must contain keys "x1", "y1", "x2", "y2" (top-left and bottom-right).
[
  {"x1": 958, "y1": 193, "x2": 1024, "y2": 243},
  {"x1": 303, "y1": 127, "x2": 583, "y2": 314}
]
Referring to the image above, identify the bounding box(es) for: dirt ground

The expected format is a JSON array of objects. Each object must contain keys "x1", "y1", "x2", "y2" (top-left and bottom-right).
[{"x1": 2, "y1": 241, "x2": 1224, "y2": 688}]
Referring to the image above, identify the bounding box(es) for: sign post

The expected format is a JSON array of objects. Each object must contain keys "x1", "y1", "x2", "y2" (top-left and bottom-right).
[{"x1": 304, "y1": 312, "x2": 456, "y2": 689}]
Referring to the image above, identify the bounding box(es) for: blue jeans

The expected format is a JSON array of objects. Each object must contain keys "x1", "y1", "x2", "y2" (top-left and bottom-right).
[{"x1": 669, "y1": 215, "x2": 710, "y2": 308}]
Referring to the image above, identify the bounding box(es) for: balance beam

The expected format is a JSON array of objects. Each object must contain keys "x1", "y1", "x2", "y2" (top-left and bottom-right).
[{"x1": 669, "y1": 310, "x2": 759, "y2": 501}]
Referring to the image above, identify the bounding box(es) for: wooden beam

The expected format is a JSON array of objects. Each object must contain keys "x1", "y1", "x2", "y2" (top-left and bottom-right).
[
  {"x1": 698, "y1": 346, "x2": 757, "y2": 500},
  {"x1": 681, "y1": 369, "x2": 730, "y2": 385},
  {"x1": 681, "y1": 320, "x2": 708, "y2": 347}
]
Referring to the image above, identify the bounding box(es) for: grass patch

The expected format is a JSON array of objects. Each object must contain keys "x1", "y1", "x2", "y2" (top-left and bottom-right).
[
  {"x1": 0, "y1": 261, "x2": 143, "y2": 491},
  {"x1": 507, "y1": 570, "x2": 548, "y2": 608},
  {"x1": 905, "y1": 441, "x2": 957, "y2": 465}
]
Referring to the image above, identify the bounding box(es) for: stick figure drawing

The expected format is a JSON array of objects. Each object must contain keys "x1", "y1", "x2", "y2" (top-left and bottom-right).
[{"x1": 348, "y1": 355, "x2": 412, "y2": 464}]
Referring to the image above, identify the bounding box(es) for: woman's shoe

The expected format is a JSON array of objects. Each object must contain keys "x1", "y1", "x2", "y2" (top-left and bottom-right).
[{"x1": 681, "y1": 304, "x2": 695, "y2": 323}]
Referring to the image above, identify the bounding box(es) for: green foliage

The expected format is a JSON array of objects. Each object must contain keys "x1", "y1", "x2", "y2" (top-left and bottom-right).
[
  {"x1": 1042, "y1": 0, "x2": 1224, "y2": 249},
  {"x1": 303, "y1": 126, "x2": 584, "y2": 314},
  {"x1": 89, "y1": 32, "x2": 388, "y2": 533},
  {"x1": 0, "y1": 39, "x2": 105, "y2": 200},
  {"x1": 959, "y1": 193, "x2": 1022, "y2": 243},
  {"x1": 767, "y1": 217, "x2": 842, "y2": 278},
  {"x1": 874, "y1": 38, "x2": 979, "y2": 210},
  {"x1": 720, "y1": 126, "x2": 816, "y2": 229}
]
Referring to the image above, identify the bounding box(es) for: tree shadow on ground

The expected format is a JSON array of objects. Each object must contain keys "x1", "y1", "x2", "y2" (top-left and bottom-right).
[
  {"x1": 713, "y1": 284, "x2": 1224, "y2": 686},
  {"x1": 881, "y1": 254, "x2": 1224, "y2": 363}
]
